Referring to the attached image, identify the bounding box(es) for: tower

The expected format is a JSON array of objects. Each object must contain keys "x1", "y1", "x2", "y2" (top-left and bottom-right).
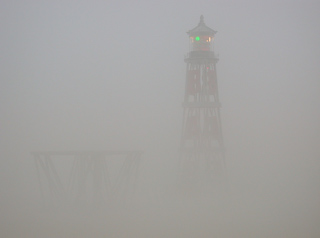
[{"x1": 180, "y1": 16, "x2": 225, "y2": 189}]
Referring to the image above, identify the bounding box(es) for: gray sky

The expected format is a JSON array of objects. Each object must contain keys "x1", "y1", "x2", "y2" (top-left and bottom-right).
[{"x1": 1, "y1": 0, "x2": 320, "y2": 237}]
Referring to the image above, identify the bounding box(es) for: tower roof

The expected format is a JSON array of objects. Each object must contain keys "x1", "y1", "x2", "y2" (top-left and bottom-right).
[{"x1": 187, "y1": 15, "x2": 217, "y2": 36}]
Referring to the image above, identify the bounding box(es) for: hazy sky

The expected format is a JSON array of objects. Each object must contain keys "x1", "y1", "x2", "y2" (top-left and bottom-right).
[
  {"x1": 1, "y1": 1, "x2": 320, "y2": 149},
  {"x1": 1, "y1": 1, "x2": 320, "y2": 237}
]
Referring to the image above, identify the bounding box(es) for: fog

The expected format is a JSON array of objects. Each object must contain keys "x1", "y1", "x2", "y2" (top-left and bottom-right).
[{"x1": 1, "y1": 1, "x2": 320, "y2": 237}]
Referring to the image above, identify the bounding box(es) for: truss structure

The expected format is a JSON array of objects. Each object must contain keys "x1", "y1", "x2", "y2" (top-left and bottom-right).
[{"x1": 33, "y1": 150, "x2": 142, "y2": 208}]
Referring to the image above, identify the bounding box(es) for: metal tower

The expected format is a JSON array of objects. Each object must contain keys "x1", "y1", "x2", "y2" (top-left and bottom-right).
[{"x1": 180, "y1": 16, "x2": 225, "y2": 189}]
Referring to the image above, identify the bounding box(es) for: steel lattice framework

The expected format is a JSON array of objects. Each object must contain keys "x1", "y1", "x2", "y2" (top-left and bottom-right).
[
  {"x1": 180, "y1": 16, "x2": 226, "y2": 189},
  {"x1": 33, "y1": 150, "x2": 142, "y2": 208}
]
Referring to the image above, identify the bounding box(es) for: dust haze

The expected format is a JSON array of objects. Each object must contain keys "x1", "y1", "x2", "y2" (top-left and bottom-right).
[{"x1": 1, "y1": 1, "x2": 320, "y2": 237}]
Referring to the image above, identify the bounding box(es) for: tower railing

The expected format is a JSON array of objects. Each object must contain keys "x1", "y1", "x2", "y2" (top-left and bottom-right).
[{"x1": 185, "y1": 51, "x2": 219, "y2": 60}]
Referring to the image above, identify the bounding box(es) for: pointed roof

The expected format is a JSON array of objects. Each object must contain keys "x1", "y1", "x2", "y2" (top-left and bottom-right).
[{"x1": 187, "y1": 15, "x2": 217, "y2": 36}]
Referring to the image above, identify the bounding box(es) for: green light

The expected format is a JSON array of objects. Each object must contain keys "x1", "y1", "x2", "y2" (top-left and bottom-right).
[{"x1": 195, "y1": 36, "x2": 200, "y2": 41}]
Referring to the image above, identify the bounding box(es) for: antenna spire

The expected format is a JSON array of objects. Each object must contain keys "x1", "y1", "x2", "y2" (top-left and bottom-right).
[{"x1": 199, "y1": 15, "x2": 204, "y2": 25}]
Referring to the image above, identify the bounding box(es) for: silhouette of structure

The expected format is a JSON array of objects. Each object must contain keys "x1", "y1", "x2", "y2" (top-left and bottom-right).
[
  {"x1": 180, "y1": 16, "x2": 225, "y2": 189},
  {"x1": 33, "y1": 150, "x2": 142, "y2": 208}
]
